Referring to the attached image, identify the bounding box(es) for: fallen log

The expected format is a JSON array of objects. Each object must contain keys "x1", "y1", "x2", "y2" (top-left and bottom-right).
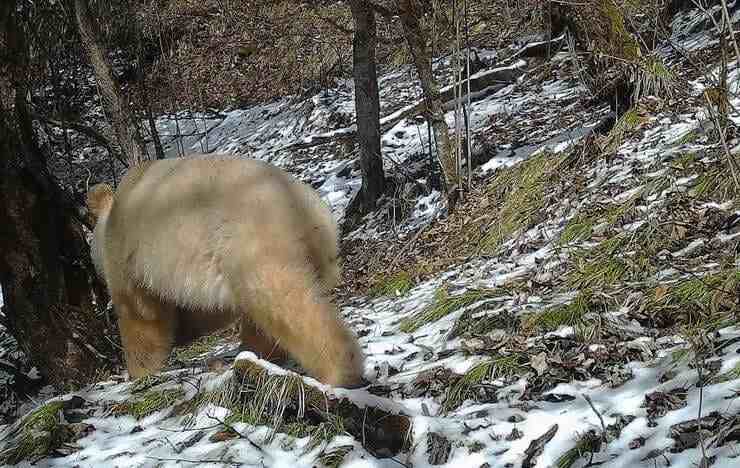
[
  {"x1": 511, "y1": 34, "x2": 565, "y2": 59},
  {"x1": 282, "y1": 60, "x2": 527, "y2": 151},
  {"x1": 230, "y1": 352, "x2": 413, "y2": 458}
]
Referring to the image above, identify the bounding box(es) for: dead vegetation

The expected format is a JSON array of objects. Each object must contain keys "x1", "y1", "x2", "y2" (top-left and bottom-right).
[
  {"x1": 340, "y1": 143, "x2": 590, "y2": 300},
  {"x1": 399, "y1": 286, "x2": 505, "y2": 333},
  {"x1": 105, "y1": 0, "x2": 545, "y2": 111}
]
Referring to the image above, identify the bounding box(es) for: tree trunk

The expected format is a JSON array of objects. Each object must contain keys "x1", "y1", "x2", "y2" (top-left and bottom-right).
[
  {"x1": 398, "y1": 0, "x2": 458, "y2": 198},
  {"x1": 348, "y1": 0, "x2": 386, "y2": 216},
  {"x1": 74, "y1": 0, "x2": 148, "y2": 165},
  {"x1": 146, "y1": 100, "x2": 166, "y2": 160},
  {"x1": 0, "y1": 2, "x2": 118, "y2": 387}
]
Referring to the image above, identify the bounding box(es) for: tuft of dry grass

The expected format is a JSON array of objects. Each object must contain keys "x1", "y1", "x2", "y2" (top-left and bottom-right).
[
  {"x1": 481, "y1": 150, "x2": 567, "y2": 252},
  {"x1": 399, "y1": 286, "x2": 504, "y2": 333}
]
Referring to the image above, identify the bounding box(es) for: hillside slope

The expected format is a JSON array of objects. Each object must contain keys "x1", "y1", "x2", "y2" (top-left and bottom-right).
[{"x1": 2, "y1": 5, "x2": 740, "y2": 468}]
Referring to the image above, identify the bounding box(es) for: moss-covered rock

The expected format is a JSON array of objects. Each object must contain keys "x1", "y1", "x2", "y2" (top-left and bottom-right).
[
  {"x1": 112, "y1": 388, "x2": 185, "y2": 419},
  {"x1": 0, "y1": 399, "x2": 82, "y2": 465}
]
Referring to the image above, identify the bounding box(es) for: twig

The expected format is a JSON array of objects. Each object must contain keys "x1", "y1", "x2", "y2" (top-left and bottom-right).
[
  {"x1": 30, "y1": 110, "x2": 125, "y2": 166},
  {"x1": 156, "y1": 423, "x2": 222, "y2": 432},
  {"x1": 522, "y1": 424, "x2": 559, "y2": 468},
  {"x1": 581, "y1": 393, "x2": 607, "y2": 442},
  {"x1": 205, "y1": 413, "x2": 265, "y2": 453},
  {"x1": 695, "y1": 354, "x2": 709, "y2": 463},
  {"x1": 145, "y1": 456, "x2": 238, "y2": 465},
  {"x1": 704, "y1": 92, "x2": 740, "y2": 188},
  {"x1": 719, "y1": 0, "x2": 740, "y2": 93}
]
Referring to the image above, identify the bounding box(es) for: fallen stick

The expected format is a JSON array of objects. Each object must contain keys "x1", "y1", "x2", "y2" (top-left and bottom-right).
[{"x1": 282, "y1": 60, "x2": 527, "y2": 152}]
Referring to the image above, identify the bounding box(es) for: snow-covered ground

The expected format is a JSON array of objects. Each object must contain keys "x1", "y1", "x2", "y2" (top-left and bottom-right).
[{"x1": 2, "y1": 5, "x2": 740, "y2": 468}]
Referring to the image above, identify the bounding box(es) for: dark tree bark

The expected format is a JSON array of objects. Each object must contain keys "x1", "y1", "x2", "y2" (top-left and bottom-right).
[
  {"x1": 398, "y1": 0, "x2": 458, "y2": 198},
  {"x1": 74, "y1": 0, "x2": 149, "y2": 165},
  {"x1": 345, "y1": 0, "x2": 386, "y2": 227},
  {"x1": 146, "y1": 99, "x2": 166, "y2": 160},
  {"x1": 0, "y1": 2, "x2": 118, "y2": 387}
]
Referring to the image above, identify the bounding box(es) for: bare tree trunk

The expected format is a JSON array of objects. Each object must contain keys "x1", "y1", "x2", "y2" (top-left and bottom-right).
[
  {"x1": 0, "y1": 2, "x2": 118, "y2": 387},
  {"x1": 74, "y1": 0, "x2": 148, "y2": 165},
  {"x1": 398, "y1": 0, "x2": 458, "y2": 198},
  {"x1": 347, "y1": 0, "x2": 386, "y2": 221},
  {"x1": 146, "y1": 100, "x2": 166, "y2": 160}
]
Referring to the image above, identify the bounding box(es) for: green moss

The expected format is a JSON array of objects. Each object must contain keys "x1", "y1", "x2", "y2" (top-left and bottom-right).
[
  {"x1": 399, "y1": 287, "x2": 503, "y2": 333},
  {"x1": 482, "y1": 151, "x2": 566, "y2": 252},
  {"x1": 130, "y1": 374, "x2": 170, "y2": 394},
  {"x1": 21, "y1": 401, "x2": 64, "y2": 434},
  {"x1": 602, "y1": 2, "x2": 641, "y2": 59},
  {"x1": 0, "y1": 401, "x2": 69, "y2": 465},
  {"x1": 173, "y1": 335, "x2": 220, "y2": 362},
  {"x1": 368, "y1": 270, "x2": 414, "y2": 297},
  {"x1": 118, "y1": 388, "x2": 185, "y2": 419}
]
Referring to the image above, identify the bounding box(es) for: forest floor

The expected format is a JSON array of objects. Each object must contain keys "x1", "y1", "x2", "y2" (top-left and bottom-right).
[{"x1": 2, "y1": 5, "x2": 740, "y2": 468}]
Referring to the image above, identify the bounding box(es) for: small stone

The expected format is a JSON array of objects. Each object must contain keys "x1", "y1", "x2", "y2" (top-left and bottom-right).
[
  {"x1": 629, "y1": 436, "x2": 645, "y2": 449},
  {"x1": 507, "y1": 414, "x2": 525, "y2": 423}
]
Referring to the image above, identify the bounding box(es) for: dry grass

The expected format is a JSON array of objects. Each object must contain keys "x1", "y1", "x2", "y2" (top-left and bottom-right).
[
  {"x1": 368, "y1": 270, "x2": 415, "y2": 297},
  {"x1": 443, "y1": 355, "x2": 528, "y2": 412},
  {"x1": 481, "y1": 150, "x2": 567, "y2": 252},
  {"x1": 399, "y1": 286, "x2": 504, "y2": 333},
  {"x1": 645, "y1": 269, "x2": 740, "y2": 329}
]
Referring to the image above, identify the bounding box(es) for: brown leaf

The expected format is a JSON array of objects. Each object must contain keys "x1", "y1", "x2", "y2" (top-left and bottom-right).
[
  {"x1": 654, "y1": 285, "x2": 669, "y2": 301},
  {"x1": 671, "y1": 224, "x2": 688, "y2": 241},
  {"x1": 209, "y1": 429, "x2": 239, "y2": 443}
]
